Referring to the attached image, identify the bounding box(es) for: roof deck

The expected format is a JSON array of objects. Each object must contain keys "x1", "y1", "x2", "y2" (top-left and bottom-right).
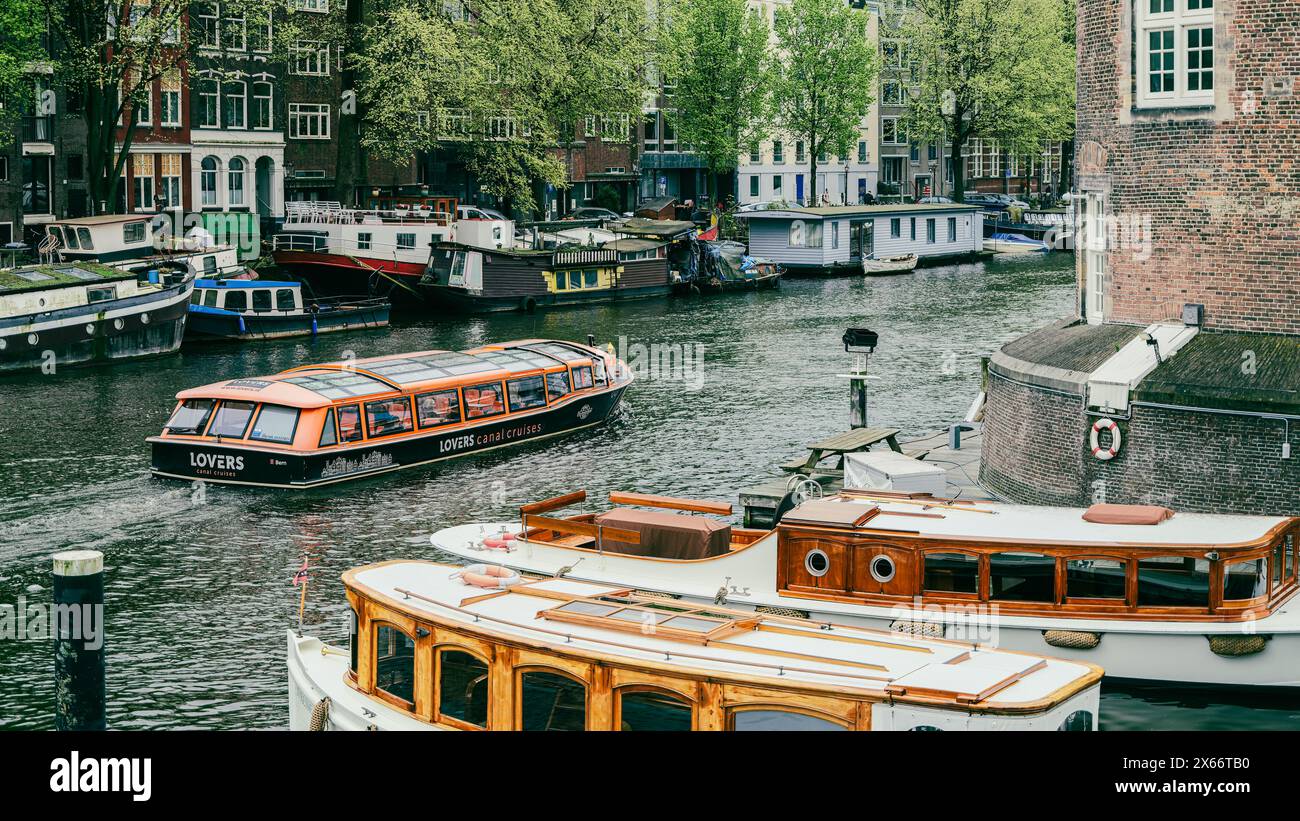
[{"x1": 0, "y1": 263, "x2": 138, "y2": 295}]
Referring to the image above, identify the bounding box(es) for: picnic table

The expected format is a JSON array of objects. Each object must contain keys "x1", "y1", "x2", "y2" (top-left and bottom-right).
[{"x1": 781, "y1": 427, "x2": 903, "y2": 476}]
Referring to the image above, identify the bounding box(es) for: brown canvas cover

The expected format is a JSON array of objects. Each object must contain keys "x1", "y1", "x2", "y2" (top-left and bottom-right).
[
  {"x1": 593, "y1": 509, "x2": 731, "y2": 559},
  {"x1": 1081, "y1": 503, "x2": 1175, "y2": 525}
]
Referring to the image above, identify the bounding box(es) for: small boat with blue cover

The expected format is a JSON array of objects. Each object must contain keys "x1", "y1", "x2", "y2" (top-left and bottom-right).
[{"x1": 186, "y1": 278, "x2": 389, "y2": 342}]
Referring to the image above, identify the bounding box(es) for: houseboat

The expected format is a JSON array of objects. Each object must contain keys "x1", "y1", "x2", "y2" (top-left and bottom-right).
[
  {"x1": 288, "y1": 558, "x2": 1102, "y2": 730},
  {"x1": 186, "y1": 278, "x2": 390, "y2": 342},
  {"x1": 0, "y1": 261, "x2": 192, "y2": 374},
  {"x1": 44, "y1": 214, "x2": 245, "y2": 278},
  {"x1": 734, "y1": 204, "x2": 983, "y2": 275},
  {"x1": 149, "y1": 338, "x2": 630, "y2": 488},
  {"x1": 432, "y1": 490, "x2": 1300, "y2": 688},
  {"x1": 271, "y1": 199, "x2": 462, "y2": 299},
  {"x1": 422, "y1": 244, "x2": 672, "y2": 314}
]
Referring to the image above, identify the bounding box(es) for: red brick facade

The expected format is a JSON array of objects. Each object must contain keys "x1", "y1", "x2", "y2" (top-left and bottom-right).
[{"x1": 1076, "y1": 0, "x2": 1300, "y2": 335}]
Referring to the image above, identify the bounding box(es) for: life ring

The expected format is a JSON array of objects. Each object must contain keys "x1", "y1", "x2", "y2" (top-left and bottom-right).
[
  {"x1": 1090, "y1": 417, "x2": 1122, "y2": 460},
  {"x1": 453, "y1": 564, "x2": 521, "y2": 589}
]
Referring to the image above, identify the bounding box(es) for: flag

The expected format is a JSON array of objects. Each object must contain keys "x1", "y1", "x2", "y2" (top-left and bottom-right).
[{"x1": 292, "y1": 558, "x2": 309, "y2": 586}]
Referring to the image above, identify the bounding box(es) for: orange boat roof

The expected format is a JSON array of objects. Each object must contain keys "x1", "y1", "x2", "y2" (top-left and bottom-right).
[{"x1": 173, "y1": 340, "x2": 608, "y2": 408}]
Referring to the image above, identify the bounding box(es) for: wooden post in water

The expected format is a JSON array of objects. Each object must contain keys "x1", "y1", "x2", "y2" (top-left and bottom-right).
[{"x1": 53, "y1": 550, "x2": 106, "y2": 731}]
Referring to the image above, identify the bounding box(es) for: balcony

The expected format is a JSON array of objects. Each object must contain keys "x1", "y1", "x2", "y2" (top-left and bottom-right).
[{"x1": 20, "y1": 116, "x2": 54, "y2": 151}]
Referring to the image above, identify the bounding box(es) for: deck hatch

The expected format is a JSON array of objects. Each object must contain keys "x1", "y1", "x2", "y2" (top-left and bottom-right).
[{"x1": 539, "y1": 594, "x2": 752, "y2": 644}]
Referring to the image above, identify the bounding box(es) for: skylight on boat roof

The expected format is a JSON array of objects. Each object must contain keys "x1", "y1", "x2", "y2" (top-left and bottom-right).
[
  {"x1": 543, "y1": 596, "x2": 738, "y2": 641},
  {"x1": 282, "y1": 371, "x2": 394, "y2": 398},
  {"x1": 473, "y1": 350, "x2": 561, "y2": 372},
  {"x1": 522, "y1": 342, "x2": 589, "y2": 362},
  {"x1": 55, "y1": 267, "x2": 103, "y2": 281},
  {"x1": 13, "y1": 269, "x2": 53, "y2": 282}
]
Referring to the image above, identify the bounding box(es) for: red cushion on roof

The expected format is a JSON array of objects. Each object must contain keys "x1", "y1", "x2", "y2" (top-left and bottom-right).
[{"x1": 1081, "y1": 504, "x2": 1174, "y2": 525}]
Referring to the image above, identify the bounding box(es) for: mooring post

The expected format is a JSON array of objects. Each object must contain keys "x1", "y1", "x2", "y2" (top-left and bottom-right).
[{"x1": 53, "y1": 550, "x2": 106, "y2": 731}]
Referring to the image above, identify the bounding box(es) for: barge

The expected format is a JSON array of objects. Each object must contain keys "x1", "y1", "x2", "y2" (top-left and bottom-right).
[
  {"x1": 149, "y1": 339, "x2": 629, "y2": 488},
  {"x1": 186, "y1": 279, "x2": 389, "y2": 341}
]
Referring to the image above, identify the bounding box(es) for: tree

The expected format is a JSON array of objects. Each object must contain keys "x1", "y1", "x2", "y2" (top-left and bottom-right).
[
  {"x1": 0, "y1": 0, "x2": 48, "y2": 139},
  {"x1": 47, "y1": 0, "x2": 282, "y2": 213},
  {"x1": 772, "y1": 0, "x2": 876, "y2": 205},
  {"x1": 354, "y1": 0, "x2": 655, "y2": 211},
  {"x1": 661, "y1": 0, "x2": 771, "y2": 199},
  {"x1": 890, "y1": 0, "x2": 1074, "y2": 201}
]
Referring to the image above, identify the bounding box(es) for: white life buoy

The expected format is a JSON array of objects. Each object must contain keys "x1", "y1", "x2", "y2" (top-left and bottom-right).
[
  {"x1": 452, "y1": 564, "x2": 521, "y2": 589},
  {"x1": 1090, "y1": 417, "x2": 1122, "y2": 460}
]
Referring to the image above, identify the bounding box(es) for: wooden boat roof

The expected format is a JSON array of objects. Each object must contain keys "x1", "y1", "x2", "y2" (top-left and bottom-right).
[
  {"x1": 784, "y1": 493, "x2": 1293, "y2": 549},
  {"x1": 173, "y1": 339, "x2": 608, "y2": 407},
  {"x1": 345, "y1": 560, "x2": 1102, "y2": 711}
]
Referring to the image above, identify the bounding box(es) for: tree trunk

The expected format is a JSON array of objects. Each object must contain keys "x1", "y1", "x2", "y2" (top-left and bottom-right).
[
  {"x1": 808, "y1": 145, "x2": 817, "y2": 206},
  {"x1": 86, "y1": 80, "x2": 134, "y2": 215},
  {"x1": 949, "y1": 109, "x2": 967, "y2": 204},
  {"x1": 334, "y1": 0, "x2": 364, "y2": 205}
]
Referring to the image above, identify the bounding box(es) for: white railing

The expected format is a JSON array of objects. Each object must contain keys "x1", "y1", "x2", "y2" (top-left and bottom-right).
[{"x1": 284, "y1": 201, "x2": 454, "y2": 227}]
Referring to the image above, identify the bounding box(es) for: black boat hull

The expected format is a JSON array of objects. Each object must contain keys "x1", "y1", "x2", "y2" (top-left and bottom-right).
[
  {"x1": 149, "y1": 384, "x2": 627, "y2": 488},
  {"x1": 185, "y1": 304, "x2": 391, "y2": 341}
]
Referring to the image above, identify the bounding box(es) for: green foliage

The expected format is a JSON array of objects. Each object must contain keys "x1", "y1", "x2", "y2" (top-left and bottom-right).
[
  {"x1": 771, "y1": 0, "x2": 877, "y2": 201},
  {"x1": 661, "y1": 0, "x2": 771, "y2": 176},
  {"x1": 0, "y1": 0, "x2": 46, "y2": 140},
  {"x1": 889, "y1": 0, "x2": 1074, "y2": 197},
  {"x1": 354, "y1": 0, "x2": 655, "y2": 208}
]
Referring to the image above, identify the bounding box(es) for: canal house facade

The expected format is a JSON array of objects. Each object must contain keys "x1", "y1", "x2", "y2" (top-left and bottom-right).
[{"x1": 980, "y1": 0, "x2": 1300, "y2": 516}]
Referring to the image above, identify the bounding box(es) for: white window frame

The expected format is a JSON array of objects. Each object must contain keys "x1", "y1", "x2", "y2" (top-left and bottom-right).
[
  {"x1": 293, "y1": 0, "x2": 329, "y2": 10},
  {"x1": 1081, "y1": 191, "x2": 1108, "y2": 324},
  {"x1": 601, "y1": 113, "x2": 630, "y2": 143},
  {"x1": 132, "y1": 154, "x2": 154, "y2": 212},
  {"x1": 198, "y1": 74, "x2": 219, "y2": 128},
  {"x1": 252, "y1": 79, "x2": 274, "y2": 130},
  {"x1": 228, "y1": 157, "x2": 247, "y2": 207},
  {"x1": 289, "y1": 103, "x2": 331, "y2": 139},
  {"x1": 881, "y1": 117, "x2": 904, "y2": 145},
  {"x1": 223, "y1": 79, "x2": 246, "y2": 129},
  {"x1": 1135, "y1": 0, "x2": 1215, "y2": 109},
  {"x1": 200, "y1": 156, "x2": 220, "y2": 206},
  {"x1": 291, "y1": 41, "x2": 331, "y2": 76}
]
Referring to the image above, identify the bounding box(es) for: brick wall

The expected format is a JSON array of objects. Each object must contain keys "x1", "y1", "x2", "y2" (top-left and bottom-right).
[
  {"x1": 981, "y1": 375, "x2": 1300, "y2": 516},
  {"x1": 1076, "y1": 0, "x2": 1300, "y2": 336}
]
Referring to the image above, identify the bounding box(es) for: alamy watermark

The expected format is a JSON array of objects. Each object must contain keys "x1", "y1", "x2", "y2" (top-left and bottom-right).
[
  {"x1": 616, "y1": 335, "x2": 705, "y2": 391},
  {"x1": 0, "y1": 596, "x2": 104, "y2": 650}
]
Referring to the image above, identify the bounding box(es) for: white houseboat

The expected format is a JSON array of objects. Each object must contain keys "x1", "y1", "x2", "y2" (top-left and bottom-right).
[
  {"x1": 433, "y1": 490, "x2": 1300, "y2": 689},
  {"x1": 734, "y1": 204, "x2": 984, "y2": 274},
  {"x1": 288, "y1": 558, "x2": 1102, "y2": 730},
  {"x1": 44, "y1": 214, "x2": 245, "y2": 279}
]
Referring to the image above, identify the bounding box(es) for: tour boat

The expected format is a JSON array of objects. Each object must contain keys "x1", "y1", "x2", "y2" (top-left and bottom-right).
[
  {"x1": 271, "y1": 199, "x2": 461, "y2": 300},
  {"x1": 422, "y1": 243, "x2": 672, "y2": 313},
  {"x1": 985, "y1": 232, "x2": 1050, "y2": 254},
  {"x1": 432, "y1": 490, "x2": 1300, "y2": 688},
  {"x1": 0, "y1": 261, "x2": 192, "y2": 374},
  {"x1": 862, "y1": 254, "x2": 918, "y2": 275},
  {"x1": 287, "y1": 558, "x2": 1102, "y2": 730},
  {"x1": 186, "y1": 278, "x2": 390, "y2": 342},
  {"x1": 148, "y1": 338, "x2": 630, "y2": 488}
]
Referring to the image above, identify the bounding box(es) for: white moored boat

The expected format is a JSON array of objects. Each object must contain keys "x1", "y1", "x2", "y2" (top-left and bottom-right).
[
  {"x1": 288, "y1": 558, "x2": 1101, "y2": 731},
  {"x1": 431, "y1": 490, "x2": 1300, "y2": 688},
  {"x1": 862, "y1": 254, "x2": 918, "y2": 275}
]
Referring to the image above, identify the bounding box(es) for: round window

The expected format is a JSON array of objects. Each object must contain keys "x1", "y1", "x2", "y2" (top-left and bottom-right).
[
  {"x1": 870, "y1": 555, "x2": 896, "y2": 583},
  {"x1": 804, "y1": 548, "x2": 830, "y2": 577}
]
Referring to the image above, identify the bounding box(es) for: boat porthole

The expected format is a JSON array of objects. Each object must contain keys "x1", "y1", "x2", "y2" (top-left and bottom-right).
[
  {"x1": 804, "y1": 548, "x2": 830, "y2": 577},
  {"x1": 114, "y1": 318, "x2": 125, "y2": 330},
  {"x1": 870, "y1": 555, "x2": 896, "y2": 583},
  {"x1": 140, "y1": 312, "x2": 150, "y2": 324},
  {"x1": 0, "y1": 338, "x2": 7, "y2": 350},
  {"x1": 39, "y1": 298, "x2": 46, "y2": 307},
  {"x1": 27, "y1": 333, "x2": 38, "y2": 345},
  {"x1": 84, "y1": 323, "x2": 95, "y2": 335}
]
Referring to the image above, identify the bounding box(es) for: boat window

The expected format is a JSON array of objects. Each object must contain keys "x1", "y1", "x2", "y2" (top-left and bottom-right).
[
  {"x1": 437, "y1": 649, "x2": 488, "y2": 728},
  {"x1": 87, "y1": 286, "x2": 117, "y2": 303},
  {"x1": 518, "y1": 671, "x2": 586, "y2": 731},
  {"x1": 583, "y1": 269, "x2": 599, "y2": 288},
  {"x1": 416, "y1": 390, "x2": 462, "y2": 428},
  {"x1": 593, "y1": 358, "x2": 607, "y2": 386},
  {"x1": 923, "y1": 552, "x2": 979, "y2": 594},
  {"x1": 276, "y1": 288, "x2": 296, "y2": 311},
  {"x1": 572, "y1": 366, "x2": 594, "y2": 390},
  {"x1": 568, "y1": 270, "x2": 583, "y2": 290},
  {"x1": 164, "y1": 398, "x2": 215, "y2": 435},
  {"x1": 357, "y1": 232, "x2": 372, "y2": 251},
  {"x1": 909, "y1": 725, "x2": 944, "y2": 731},
  {"x1": 1288, "y1": 533, "x2": 1296, "y2": 580},
  {"x1": 123, "y1": 222, "x2": 147, "y2": 244},
  {"x1": 203, "y1": 289, "x2": 218, "y2": 307},
  {"x1": 989, "y1": 553, "x2": 1056, "y2": 602},
  {"x1": 61, "y1": 227, "x2": 79, "y2": 249},
  {"x1": 77, "y1": 228, "x2": 93, "y2": 248},
  {"x1": 545, "y1": 371, "x2": 570, "y2": 402},
  {"x1": 318, "y1": 408, "x2": 337, "y2": 447},
  {"x1": 396, "y1": 232, "x2": 416, "y2": 250},
  {"x1": 1223, "y1": 557, "x2": 1268, "y2": 601},
  {"x1": 365, "y1": 397, "x2": 414, "y2": 437},
  {"x1": 731, "y1": 709, "x2": 847, "y2": 731},
  {"x1": 347, "y1": 608, "x2": 358, "y2": 674},
  {"x1": 1136, "y1": 556, "x2": 1210, "y2": 608},
  {"x1": 249, "y1": 404, "x2": 299, "y2": 444},
  {"x1": 337, "y1": 404, "x2": 364, "y2": 442},
  {"x1": 224, "y1": 290, "x2": 248, "y2": 312},
  {"x1": 252, "y1": 289, "x2": 273, "y2": 312},
  {"x1": 554, "y1": 272, "x2": 567, "y2": 290},
  {"x1": 464, "y1": 382, "x2": 505, "y2": 419},
  {"x1": 507, "y1": 376, "x2": 547, "y2": 412},
  {"x1": 1058, "y1": 710, "x2": 1094, "y2": 731},
  {"x1": 618, "y1": 689, "x2": 692, "y2": 731},
  {"x1": 190, "y1": 289, "x2": 202, "y2": 305},
  {"x1": 1066, "y1": 558, "x2": 1127, "y2": 599},
  {"x1": 374, "y1": 624, "x2": 415, "y2": 707},
  {"x1": 208, "y1": 400, "x2": 256, "y2": 438},
  {"x1": 201, "y1": 256, "x2": 217, "y2": 275}
]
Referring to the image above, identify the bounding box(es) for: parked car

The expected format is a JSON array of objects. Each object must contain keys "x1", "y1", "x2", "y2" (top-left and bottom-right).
[
  {"x1": 458, "y1": 205, "x2": 509, "y2": 221},
  {"x1": 565, "y1": 206, "x2": 621, "y2": 222},
  {"x1": 735, "y1": 200, "x2": 783, "y2": 213},
  {"x1": 962, "y1": 192, "x2": 1009, "y2": 210},
  {"x1": 917, "y1": 195, "x2": 955, "y2": 204},
  {"x1": 989, "y1": 193, "x2": 1031, "y2": 209}
]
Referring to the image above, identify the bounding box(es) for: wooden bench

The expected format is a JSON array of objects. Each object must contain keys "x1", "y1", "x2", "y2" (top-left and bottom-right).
[{"x1": 781, "y1": 427, "x2": 903, "y2": 475}]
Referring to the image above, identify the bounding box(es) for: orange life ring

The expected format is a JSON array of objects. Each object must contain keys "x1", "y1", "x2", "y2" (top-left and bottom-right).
[
  {"x1": 483, "y1": 537, "x2": 510, "y2": 550},
  {"x1": 454, "y1": 564, "x2": 521, "y2": 589},
  {"x1": 1090, "y1": 417, "x2": 1122, "y2": 461}
]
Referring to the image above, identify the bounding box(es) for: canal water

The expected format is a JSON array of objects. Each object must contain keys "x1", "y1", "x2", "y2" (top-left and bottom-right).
[{"x1": 1, "y1": 252, "x2": 1296, "y2": 730}]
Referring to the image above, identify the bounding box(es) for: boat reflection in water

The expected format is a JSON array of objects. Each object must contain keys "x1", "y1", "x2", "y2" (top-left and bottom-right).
[{"x1": 148, "y1": 338, "x2": 629, "y2": 488}]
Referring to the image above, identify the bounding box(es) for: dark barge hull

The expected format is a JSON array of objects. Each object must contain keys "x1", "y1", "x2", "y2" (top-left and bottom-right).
[
  {"x1": 424, "y1": 284, "x2": 670, "y2": 314},
  {"x1": 149, "y1": 384, "x2": 628, "y2": 488},
  {"x1": 0, "y1": 279, "x2": 191, "y2": 375},
  {"x1": 185, "y1": 304, "x2": 391, "y2": 341}
]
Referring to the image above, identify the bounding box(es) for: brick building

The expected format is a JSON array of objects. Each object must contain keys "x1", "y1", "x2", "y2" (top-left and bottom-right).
[{"x1": 979, "y1": 0, "x2": 1300, "y2": 516}]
